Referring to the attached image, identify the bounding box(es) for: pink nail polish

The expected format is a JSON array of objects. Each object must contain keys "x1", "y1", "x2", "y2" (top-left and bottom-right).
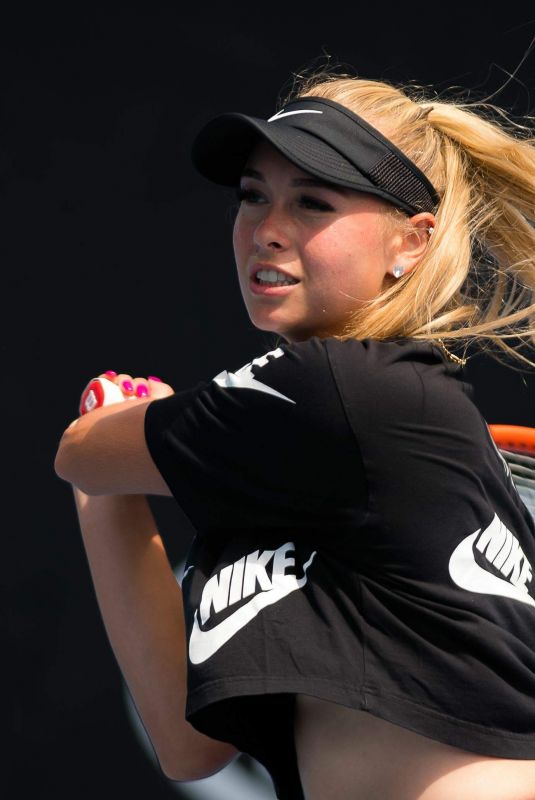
[
  {"x1": 105, "y1": 370, "x2": 117, "y2": 377},
  {"x1": 136, "y1": 384, "x2": 149, "y2": 397},
  {"x1": 148, "y1": 375, "x2": 162, "y2": 382},
  {"x1": 122, "y1": 380, "x2": 134, "y2": 392}
]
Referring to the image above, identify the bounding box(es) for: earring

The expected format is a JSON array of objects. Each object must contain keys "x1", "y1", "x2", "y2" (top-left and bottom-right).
[{"x1": 393, "y1": 266, "x2": 405, "y2": 278}]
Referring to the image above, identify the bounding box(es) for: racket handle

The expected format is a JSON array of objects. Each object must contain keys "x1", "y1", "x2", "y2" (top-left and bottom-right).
[{"x1": 79, "y1": 377, "x2": 135, "y2": 416}]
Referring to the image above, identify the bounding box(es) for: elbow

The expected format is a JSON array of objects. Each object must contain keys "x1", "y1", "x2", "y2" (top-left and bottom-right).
[
  {"x1": 160, "y1": 743, "x2": 240, "y2": 782},
  {"x1": 160, "y1": 765, "x2": 218, "y2": 783},
  {"x1": 54, "y1": 438, "x2": 96, "y2": 495},
  {"x1": 54, "y1": 439, "x2": 74, "y2": 484}
]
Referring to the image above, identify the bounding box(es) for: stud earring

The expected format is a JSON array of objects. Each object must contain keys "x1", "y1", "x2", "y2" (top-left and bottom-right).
[{"x1": 393, "y1": 266, "x2": 405, "y2": 279}]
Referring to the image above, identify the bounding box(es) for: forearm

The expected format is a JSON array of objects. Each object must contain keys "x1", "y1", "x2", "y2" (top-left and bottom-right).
[
  {"x1": 72, "y1": 487, "x2": 237, "y2": 779},
  {"x1": 55, "y1": 398, "x2": 157, "y2": 496}
]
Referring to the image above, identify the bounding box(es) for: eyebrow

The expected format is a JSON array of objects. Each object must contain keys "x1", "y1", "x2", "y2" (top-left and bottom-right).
[{"x1": 240, "y1": 167, "x2": 350, "y2": 194}]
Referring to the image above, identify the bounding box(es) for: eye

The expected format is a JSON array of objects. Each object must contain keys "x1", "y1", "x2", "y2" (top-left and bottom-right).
[
  {"x1": 235, "y1": 187, "x2": 335, "y2": 212},
  {"x1": 235, "y1": 187, "x2": 263, "y2": 204},
  {"x1": 299, "y1": 195, "x2": 334, "y2": 212}
]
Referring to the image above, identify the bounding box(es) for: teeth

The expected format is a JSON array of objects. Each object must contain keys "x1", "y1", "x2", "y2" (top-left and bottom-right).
[{"x1": 256, "y1": 268, "x2": 298, "y2": 284}]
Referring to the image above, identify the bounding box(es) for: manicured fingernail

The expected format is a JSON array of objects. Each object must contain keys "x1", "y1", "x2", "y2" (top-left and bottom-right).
[
  {"x1": 136, "y1": 384, "x2": 149, "y2": 397},
  {"x1": 122, "y1": 380, "x2": 134, "y2": 392},
  {"x1": 105, "y1": 370, "x2": 117, "y2": 377},
  {"x1": 148, "y1": 375, "x2": 162, "y2": 382}
]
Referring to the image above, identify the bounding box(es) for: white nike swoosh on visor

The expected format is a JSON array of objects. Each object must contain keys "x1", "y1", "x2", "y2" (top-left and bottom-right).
[
  {"x1": 267, "y1": 109, "x2": 323, "y2": 122},
  {"x1": 448, "y1": 523, "x2": 535, "y2": 607},
  {"x1": 189, "y1": 551, "x2": 316, "y2": 664},
  {"x1": 213, "y1": 347, "x2": 296, "y2": 404}
]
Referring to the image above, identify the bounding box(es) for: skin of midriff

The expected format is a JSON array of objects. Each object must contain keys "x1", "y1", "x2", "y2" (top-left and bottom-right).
[{"x1": 293, "y1": 694, "x2": 535, "y2": 800}]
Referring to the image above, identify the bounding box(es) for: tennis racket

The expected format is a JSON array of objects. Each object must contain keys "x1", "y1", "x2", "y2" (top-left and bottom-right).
[
  {"x1": 78, "y1": 376, "x2": 135, "y2": 415},
  {"x1": 489, "y1": 424, "x2": 535, "y2": 522}
]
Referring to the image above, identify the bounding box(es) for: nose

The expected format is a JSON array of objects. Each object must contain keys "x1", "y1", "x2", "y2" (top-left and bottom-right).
[{"x1": 253, "y1": 205, "x2": 292, "y2": 251}]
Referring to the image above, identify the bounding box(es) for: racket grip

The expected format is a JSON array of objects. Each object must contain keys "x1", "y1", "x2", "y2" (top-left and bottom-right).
[{"x1": 79, "y1": 377, "x2": 136, "y2": 416}]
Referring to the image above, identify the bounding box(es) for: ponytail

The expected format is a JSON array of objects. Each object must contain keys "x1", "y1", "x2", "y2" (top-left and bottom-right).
[{"x1": 285, "y1": 72, "x2": 535, "y2": 370}]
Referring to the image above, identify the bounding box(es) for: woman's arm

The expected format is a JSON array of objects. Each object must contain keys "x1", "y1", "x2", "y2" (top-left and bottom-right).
[
  {"x1": 72, "y1": 486, "x2": 239, "y2": 781},
  {"x1": 55, "y1": 397, "x2": 172, "y2": 497}
]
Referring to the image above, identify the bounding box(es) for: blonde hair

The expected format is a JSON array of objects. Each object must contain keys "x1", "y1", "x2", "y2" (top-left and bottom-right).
[{"x1": 279, "y1": 69, "x2": 535, "y2": 370}]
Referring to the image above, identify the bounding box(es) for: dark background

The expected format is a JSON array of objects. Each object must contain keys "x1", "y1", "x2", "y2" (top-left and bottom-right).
[{"x1": 5, "y1": 4, "x2": 535, "y2": 798}]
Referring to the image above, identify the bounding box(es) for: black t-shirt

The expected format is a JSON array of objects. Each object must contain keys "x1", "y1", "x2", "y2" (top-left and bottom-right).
[{"x1": 144, "y1": 336, "x2": 535, "y2": 800}]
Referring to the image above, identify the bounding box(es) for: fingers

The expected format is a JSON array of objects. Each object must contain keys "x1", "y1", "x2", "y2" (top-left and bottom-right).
[
  {"x1": 96, "y1": 372, "x2": 158, "y2": 398},
  {"x1": 147, "y1": 378, "x2": 175, "y2": 400}
]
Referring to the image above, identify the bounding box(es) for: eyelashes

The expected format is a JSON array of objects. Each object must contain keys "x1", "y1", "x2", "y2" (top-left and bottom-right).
[
  {"x1": 235, "y1": 187, "x2": 334, "y2": 212},
  {"x1": 234, "y1": 188, "x2": 258, "y2": 204}
]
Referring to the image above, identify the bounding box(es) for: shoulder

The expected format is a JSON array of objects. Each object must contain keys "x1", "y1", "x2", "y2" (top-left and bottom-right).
[
  {"x1": 199, "y1": 335, "x2": 335, "y2": 415},
  {"x1": 258, "y1": 335, "x2": 454, "y2": 402},
  {"x1": 223, "y1": 335, "x2": 424, "y2": 397},
  {"x1": 142, "y1": 336, "x2": 367, "y2": 523},
  {"x1": 324, "y1": 336, "x2": 466, "y2": 425},
  {"x1": 324, "y1": 336, "x2": 444, "y2": 369},
  {"x1": 229, "y1": 335, "x2": 330, "y2": 383},
  {"x1": 322, "y1": 336, "x2": 438, "y2": 389}
]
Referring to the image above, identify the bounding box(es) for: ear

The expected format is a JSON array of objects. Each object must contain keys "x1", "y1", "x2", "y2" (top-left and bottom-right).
[{"x1": 388, "y1": 212, "x2": 435, "y2": 277}]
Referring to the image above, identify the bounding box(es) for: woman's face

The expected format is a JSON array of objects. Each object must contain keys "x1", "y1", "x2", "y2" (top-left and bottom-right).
[{"x1": 232, "y1": 139, "x2": 411, "y2": 342}]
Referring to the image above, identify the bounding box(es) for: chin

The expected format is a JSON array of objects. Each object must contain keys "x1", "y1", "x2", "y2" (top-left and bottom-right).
[{"x1": 246, "y1": 308, "x2": 324, "y2": 343}]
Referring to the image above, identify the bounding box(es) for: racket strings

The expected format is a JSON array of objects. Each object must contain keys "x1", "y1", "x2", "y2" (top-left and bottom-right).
[{"x1": 499, "y1": 448, "x2": 535, "y2": 521}]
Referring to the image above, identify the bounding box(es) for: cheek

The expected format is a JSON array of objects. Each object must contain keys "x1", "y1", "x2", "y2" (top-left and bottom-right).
[
  {"x1": 305, "y1": 225, "x2": 366, "y2": 278},
  {"x1": 232, "y1": 220, "x2": 242, "y2": 257},
  {"x1": 305, "y1": 222, "x2": 387, "y2": 302},
  {"x1": 313, "y1": 220, "x2": 384, "y2": 268},
  {"x1": 233, "y1": 216, "x2": 254, "y2": 263}
]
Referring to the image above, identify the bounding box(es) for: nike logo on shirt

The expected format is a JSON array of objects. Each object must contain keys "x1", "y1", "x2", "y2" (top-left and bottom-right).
[
  {"x1": 212, "y1": 347, "x2": 296, "y2": 404},
  {"x1": 448, "y1": 512, "x2": 535, "y2": 607},
  {"x1": 189, "y1": 542, "x2": 317, "y2": 664}
]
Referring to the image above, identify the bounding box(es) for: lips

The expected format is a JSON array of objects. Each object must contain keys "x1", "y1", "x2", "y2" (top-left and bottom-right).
[
  {"x1": 249, "y1": 262, "x2": 301, "y2": 282},
  {"x1": 249, "y1": 276, "x2": 300, "y2": 296}
]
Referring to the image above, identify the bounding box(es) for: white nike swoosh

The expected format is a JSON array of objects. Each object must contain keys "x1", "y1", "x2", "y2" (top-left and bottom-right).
[
  {"x1": 267, "y1": 109, "x2": 323, "y2": 122},
  {"x1": 448, "y1": 520, "x2": 535, "y2": 607},
  {"x1": 189, "y1": 550, "x2": 316, "y2": 664},
  {"x1": 213, "y1": 347, "x2": 296, "y2": 404}
]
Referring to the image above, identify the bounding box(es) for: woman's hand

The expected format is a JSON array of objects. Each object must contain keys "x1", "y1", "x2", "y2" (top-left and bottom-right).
[
  {"x1": 58, "y1": 370, "x2": 177, "y2": 493},
  {"x1": 69, "y1": 372, "x2": 175, "y2": 431},
  {"x1": 96, "y1": 371, "x2": 175, "y2": 402}
]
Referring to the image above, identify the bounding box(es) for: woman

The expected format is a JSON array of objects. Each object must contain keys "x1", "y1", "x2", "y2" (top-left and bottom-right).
[{"x1": 54, "y1": 70, "x2": 535, "y2": 799}]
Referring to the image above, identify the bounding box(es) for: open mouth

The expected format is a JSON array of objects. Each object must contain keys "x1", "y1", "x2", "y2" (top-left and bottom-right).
[
  {"x1": 255, "y1": 275, "x2": 299, "y2": 287},
  {"x1": 252, "y1": 267, "x2": 301, "y2": 287},
  {"x1": 250, "y1": 275, "x2": 300, "y2": 294}
]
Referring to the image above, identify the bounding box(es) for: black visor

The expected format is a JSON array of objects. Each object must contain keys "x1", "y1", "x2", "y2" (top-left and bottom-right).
[{"x1": 191, "y1": 96, "x2": 440, "y2": 216}]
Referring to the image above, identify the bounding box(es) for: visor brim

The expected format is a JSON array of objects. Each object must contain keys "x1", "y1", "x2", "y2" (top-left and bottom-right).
[{"x1": 191, "y1": 113, "x2": 400, "y2": 203}]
